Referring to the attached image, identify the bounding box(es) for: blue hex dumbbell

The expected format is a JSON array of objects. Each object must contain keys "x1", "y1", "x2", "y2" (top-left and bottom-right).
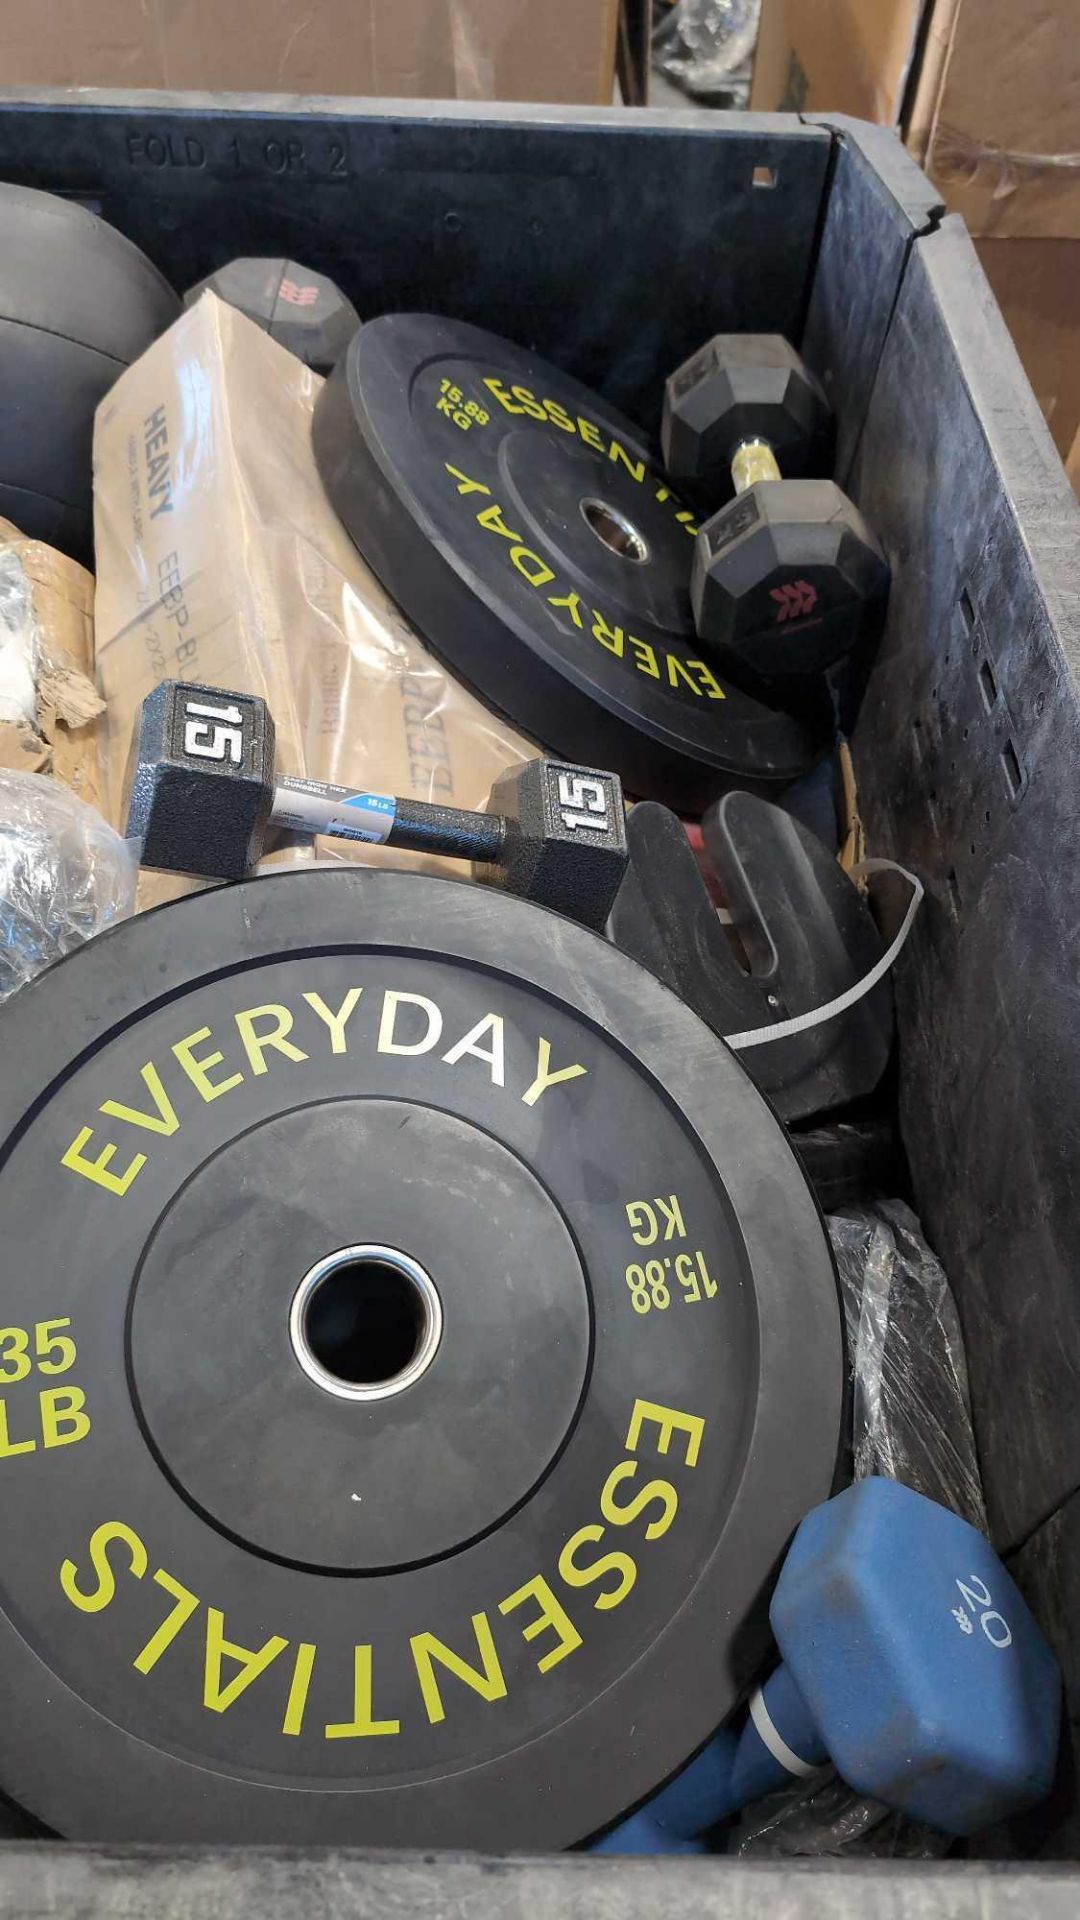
[{"x1": 595, "y1": 1477, "x2": 1061, "y2": 1852}]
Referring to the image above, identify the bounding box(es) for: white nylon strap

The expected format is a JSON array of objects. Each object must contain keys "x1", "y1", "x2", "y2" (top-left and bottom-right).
[
  {"x1": 725, "y1": 858, "x2": 923, "y2": 1052},
  {"x1": 748, "y1": 1686, "x2": 819, "y2": 1779}
]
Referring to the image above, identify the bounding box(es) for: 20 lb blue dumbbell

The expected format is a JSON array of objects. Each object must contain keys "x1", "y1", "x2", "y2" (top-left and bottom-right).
[{"x1": 594, "y1": 1477, "x2": 1061, "y2": 1852}]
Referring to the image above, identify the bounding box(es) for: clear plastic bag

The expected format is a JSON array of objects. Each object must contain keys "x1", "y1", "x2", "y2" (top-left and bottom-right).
[
  {"x1": 0, "y1": 772, "x2": 137, "y2": 1003},
  {"x1": 652, "y1": 0, "x2": 761, "y2": 100},
  {"x1": 732, "y1": 1771, "x2": 948, "y2": 1859},
  {"x1": 727, "y1": 1200, "x2": 985, "y2": 1859},
  {"x1": 829, "y1": 1198, "x2": 987, "y2": 1530},
  {"x1": 0, "y1": 546, "x2": 38, "y2": 726},
  {"x1": 0, "y1": 516, "x2": 103, "y2": 813}
]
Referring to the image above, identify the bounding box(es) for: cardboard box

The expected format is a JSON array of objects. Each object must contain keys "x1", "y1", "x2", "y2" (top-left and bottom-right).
[
  {"x1": 93, "y1": 292, "x2": 537, "y2": 909},
  {"x1": 751, "y1": 0, "x2": 1080, "y2": 479},
  {"x1": 915, "y1": 2, "x2": 1080, "y2": 239},
  {"x1": 1, "y1": 0, "x2": 619, "y2": 105},
  {"x1": 974, "y1": 238, "x2": 1080, "y2": 462},
  {"x1": 749, "y1": 0, "x2": 926, "y2": 128},
  {"x1": 751, "y1": 0, "x2": 1080, "y2": 239}
]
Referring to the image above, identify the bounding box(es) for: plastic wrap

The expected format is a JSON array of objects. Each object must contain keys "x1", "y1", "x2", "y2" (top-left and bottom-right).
[
  {"x1": 92, "y1": 293, "x2": 537, "y2": 911},
  {"x1": 652, "y1": 0, "x2": 761, "y2": 99},
  {"x1": 0, "y1": 547, "x2": 37, "y2": 727},
  {"x1": 731, "y1": 1772, "x2": 947, "y2": 1860},
  {"x1": 830, "y1": 1198, "x2": 987, "y2": 1530},
  {"x1": 0, "y1": 518, "x2": 102, "y2": 811},
  {"x1": 727, "y1": 1199, "x2": 985, "y2": 1859},
  {"x1": 0, "y1": 772, "x2": 137, "y2": 1003},
  {"x1": 934, "y1": 125, "x2": 1080, "y2": 201}
]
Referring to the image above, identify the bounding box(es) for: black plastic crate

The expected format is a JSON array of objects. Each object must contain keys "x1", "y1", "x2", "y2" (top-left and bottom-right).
[{"x1": 0, "y1": 87, "x2": 1078, "y2": 1913}]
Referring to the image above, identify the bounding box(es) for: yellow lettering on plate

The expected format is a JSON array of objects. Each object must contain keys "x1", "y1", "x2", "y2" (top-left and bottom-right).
[
  {"x1": 134, "y1": 1569, "x2": 200, "y2": 1674},
  {"x1": 626, "y1": 1397, "x2": 705, "y2": 1469},
  {"x1": 608, "y1": 440, "x2": 646, "y2": 485},
  {"x1": 100, "y1": 1062, "x2": 179, "y2": 1136},
  {"x1": 443, "y1": 1012, "x2": 506, "y2": 1086},
  {"x1": 600, "y1": 1460, "x2": 678, "y2": 1540},
  {"x1": 378, "y1": 991, "x2": 443, "y2": 1057},
  {"x1": 60, "y1": 1520, "x2": 148, "y2": 1613},
  {"x1": 39, "y1": 1385, "x2": 90, "y2": 1450},
  {"x1": 234, "y1": 1005, "x2": 308, "y2": 1077},
  {"x1": 173, "y1": 1027, "x2": 244, "y2": 1103},
  {"x1": 325, "y1": 1646, "x2": 401, "y2": 1739},
  {"x1": 303, "y1": 988, "x2": 363, "y2": 1053},
  {"x1": 499, "y1": 1574, "x2": 582, "y2": 1673},
  {"x1": 521, "y1": 1037, "x2": 587, "y2": 1108},
  {"x1": 61, "y1": 1127, "x2": 146, "y2": 1197},
  {"x1": 203, "y1": 1607, "x2": 289, "y2": 1712},
  {"x1": 411, "y1": 1615, "x2": 507, "y2": 1726},
  {"x1": 446, "y1": 462, "x2": 492, "y2": 495},
  {"x1": 558, "y1": 1524, "x2": 637, "y2": 1611},
  {"x1": 549, "y1": 590, "x2": 585, "y2": 629},
  {"x1": 283, "y1": 1642, "x2": 318, "y2": 1736}
]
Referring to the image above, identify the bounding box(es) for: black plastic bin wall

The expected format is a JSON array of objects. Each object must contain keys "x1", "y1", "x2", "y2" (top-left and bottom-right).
[{"x1": 0, "y1": 90, "x2": 1078, "y2": 1916}]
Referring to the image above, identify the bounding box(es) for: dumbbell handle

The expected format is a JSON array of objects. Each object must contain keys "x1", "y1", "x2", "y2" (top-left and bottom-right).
[
  {"x1": 595, "y1": 1664, "x2": 821, "y2": 1852},
  {"x1": 731, "y1": 437, "x2": 783, "y2": 493},
  {"x1": 732, "y1": 1666, "x2": 827, "y2": 1803},
  {"x1": 270, "y1": 773, "x2": 508, "y2": 865}
]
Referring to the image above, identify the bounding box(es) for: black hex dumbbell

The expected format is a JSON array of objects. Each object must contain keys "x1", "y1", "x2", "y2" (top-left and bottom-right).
[
  {"x1": 124, "y1": 681, "x2": 628, "y2": 932},
  {"x1": 185, "y1": 258, "x2": 360, "y2": 375},
  {"x1": 662, "y1": 335, "x2": 890, "y2": 678}
]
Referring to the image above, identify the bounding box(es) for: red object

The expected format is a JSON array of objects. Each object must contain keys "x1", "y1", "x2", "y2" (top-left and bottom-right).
[
  {"x1": 279, "y1": 279, "x2": 319, "y2": 307},
  {"x1": 683, "y1": 820, "x2": 728, "y2": 907},
  {"x1": 771, "y1": 579, "x2": 818, "y2": 621}
]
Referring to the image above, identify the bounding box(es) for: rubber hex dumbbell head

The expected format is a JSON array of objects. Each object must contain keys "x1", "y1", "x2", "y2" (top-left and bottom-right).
[
  {"x1": 662, "y1": 334, "x2": 834, "y2": 501},
  {"x1": 486, "y1": 759, "x2": 629, "y2": 925},
  {"x1": 124, "y1": 681, "x2": 276, "y2": 880},
  {"x1": 185, "y1": 258, "x2": 360, "y2": 374},
  {"x1": 692, "y1": 479, "x2": 891, "y2": 679},
  {"x1": 772, "y1": 1477, "x2": 1062, "y2": 1833}
]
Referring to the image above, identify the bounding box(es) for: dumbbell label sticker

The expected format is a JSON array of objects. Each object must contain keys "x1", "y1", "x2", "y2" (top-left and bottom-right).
[
  {"x1": 182, "y1": 699, "x2": 245, "y2": 765},
  {"x1": 704, "y1": 493, "x2": 760, "y2": 557},
  {"x1": 276, "y1": 776, "x2": 397, "y2": 845},
  {"x1": 952, "y1": 1574, "x2": 1013, "y2": 1649},
  {"x1": 669, "y1": 340, "x2": 720, "y2": 400}
]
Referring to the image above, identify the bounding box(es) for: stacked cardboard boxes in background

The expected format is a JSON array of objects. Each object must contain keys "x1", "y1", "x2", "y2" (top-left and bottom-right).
[
  {"x1": 1, "y1": 0, "x2": 622, "y2": 104},
  {"x1": 751, "y1": 0, "x2": 1080, "y2": 494}
]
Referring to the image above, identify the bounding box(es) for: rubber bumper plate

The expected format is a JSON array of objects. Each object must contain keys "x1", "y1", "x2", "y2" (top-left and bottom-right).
[
  {"x1": 0, "y1": 869, "x2": 841, "y2": 1846},
  {"x1": 0, "y1": 182, "x2": 180, "y2": 560},
  {"x1": 313, "y1": 315, "x2": 835, "y2": 809}
]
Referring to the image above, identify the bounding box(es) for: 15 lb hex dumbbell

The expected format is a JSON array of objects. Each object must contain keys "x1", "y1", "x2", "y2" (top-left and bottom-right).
[
  {"x1": 124, "y1": 680, "x2": 628, "y2": 931},
  {"x1": 596, "y1": 1477, "x2": 1061, "y2": 1852},
  {"x1": 661, "y1": 335, "x2": 890, "y2": 679}
]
